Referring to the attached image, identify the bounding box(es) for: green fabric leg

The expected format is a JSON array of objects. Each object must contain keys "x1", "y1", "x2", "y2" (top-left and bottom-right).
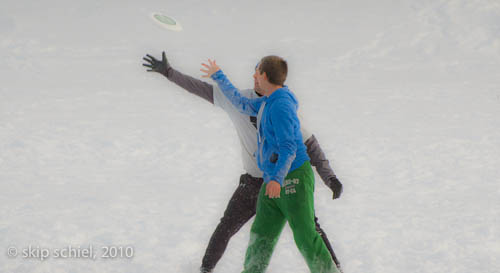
[
  {"x1": 242, "y1": 182, "x2": 286, "y2": 273},
  {"x1": 278, "y1": 161, "x2": 338, "y2": 273},
  {"x1": 242, "y1": 161, "x2": 339, "y2": 273}
]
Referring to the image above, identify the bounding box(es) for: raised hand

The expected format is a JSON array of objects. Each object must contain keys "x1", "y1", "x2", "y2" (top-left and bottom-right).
[
  {"x1": 143, "y1": 51, "x2": 171, "y2": 75},
  {"x1": 200, "y1": 59, "x2": 220, "y2": 78}
]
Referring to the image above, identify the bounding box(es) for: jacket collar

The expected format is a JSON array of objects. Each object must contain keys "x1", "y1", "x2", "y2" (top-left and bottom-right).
[{"x1": 267, "y1": 85, "x2": 289, "y2": 101}]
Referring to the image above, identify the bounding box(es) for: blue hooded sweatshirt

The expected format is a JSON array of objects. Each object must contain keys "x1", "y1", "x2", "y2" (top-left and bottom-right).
[{"x1": 211, "y1": 70, "x2": 309, "y2": 185}]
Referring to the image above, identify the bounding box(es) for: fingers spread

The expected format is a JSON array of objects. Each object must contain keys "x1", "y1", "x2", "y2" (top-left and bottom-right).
[
  {"x1": 143, "y1": 57, "x2": 155, "y2": 65},
  {"x1": 146, "y1": 54, "x2": 157, "y2": 62}
]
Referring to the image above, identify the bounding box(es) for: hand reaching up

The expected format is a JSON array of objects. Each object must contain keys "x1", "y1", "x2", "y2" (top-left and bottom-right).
[
  {"x1": 143, "y1": 51, "x2": 171, "y2": 75},
  {"x1": 200, "y1": 59, "x2": 220, "y2": 78}
]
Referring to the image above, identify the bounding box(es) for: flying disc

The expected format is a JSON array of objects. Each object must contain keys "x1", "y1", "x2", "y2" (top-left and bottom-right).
[{"x1": 151, "y1": 13, "x2": 183, "y2": 32}]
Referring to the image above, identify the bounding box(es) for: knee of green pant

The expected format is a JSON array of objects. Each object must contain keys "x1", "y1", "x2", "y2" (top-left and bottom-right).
[
  {"x1": 250, "y1": 223, "x2": 281, "y2": 237},
  {"x1": 294, "y1": 233, "x2": 323, "y2": 252},
  {"x1": 249, "y1": 223, "x2": 266, "y2": 235},
  {"x1": 248, "y1": 232, "x2": 278, "y2": 246},
  {"x1": 250, "y1": 217, "x2": 286, "y2": 238},
  {"x1": 292, "y1": 225, "x2": 318, "y2": 242}
]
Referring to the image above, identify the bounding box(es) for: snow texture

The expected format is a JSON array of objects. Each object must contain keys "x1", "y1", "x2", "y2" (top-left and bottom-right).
[{"x1": 1, "y1": 0, "x2": 499, "y2": 272}]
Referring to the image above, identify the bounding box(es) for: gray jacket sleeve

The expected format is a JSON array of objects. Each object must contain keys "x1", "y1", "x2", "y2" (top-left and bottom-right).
[
  {"x1": 304, "y1": 134, "x2": 337, "y2": 186},
  {"x1": 163, "y1": 67, "x2": 214, "y2": 103}
]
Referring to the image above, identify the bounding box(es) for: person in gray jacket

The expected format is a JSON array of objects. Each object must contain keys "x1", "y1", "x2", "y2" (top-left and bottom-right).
[{"x1": 142, "y1": 52, "x2": 344, "y2": 273}]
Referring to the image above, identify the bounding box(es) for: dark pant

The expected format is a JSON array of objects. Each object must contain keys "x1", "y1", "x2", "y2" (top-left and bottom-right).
[{"x1": 201, "y1": 173, "x2": 341, "y2": 272}]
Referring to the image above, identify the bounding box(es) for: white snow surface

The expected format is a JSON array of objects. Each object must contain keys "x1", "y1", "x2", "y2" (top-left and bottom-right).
[{"x1": 1, "y1": 0, "x2": 500, "y2": 272}]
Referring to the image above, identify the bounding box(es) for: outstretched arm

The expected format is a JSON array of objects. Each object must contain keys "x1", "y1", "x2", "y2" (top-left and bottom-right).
[
  {"x1": 143, "y1": 52, "x2": 214, "y2": 103},
  {"x1": 201, "y1": 59, "x2": 264, "y2": 116},
  {"x1": 305, "y1": 135, "x2": 343, "y2": 199},
  {"x1": 167, "y1": 68, "x2": 214, "y2": 103}
]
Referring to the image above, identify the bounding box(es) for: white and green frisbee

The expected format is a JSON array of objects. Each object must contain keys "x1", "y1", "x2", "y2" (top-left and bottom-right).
[{"x1": 151, "y1": 13, "x2": 183, "y2": 32}]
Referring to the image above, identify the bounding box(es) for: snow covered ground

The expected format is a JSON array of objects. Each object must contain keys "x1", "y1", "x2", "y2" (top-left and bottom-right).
[{"x1": 1, "y1": 0, "x2": 499, "y2": 272}]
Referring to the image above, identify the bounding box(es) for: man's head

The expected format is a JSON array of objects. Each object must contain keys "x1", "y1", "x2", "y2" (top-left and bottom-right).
[{"x1": 253, "y1": 55, "x2": 287, "y2": 96}]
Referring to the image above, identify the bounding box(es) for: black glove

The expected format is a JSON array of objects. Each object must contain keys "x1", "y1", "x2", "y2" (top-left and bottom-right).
[
  {"x1": 328, "y1": 177, "x2": 343, "y2": 199},
  {"x1": 142, "y1": 51, "x2": 171, "y2": 75}
]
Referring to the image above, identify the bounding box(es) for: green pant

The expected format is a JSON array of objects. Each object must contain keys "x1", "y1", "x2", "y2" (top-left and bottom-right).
[{"x1": 242, "y1": 161, "x2": 339, "y2": 273}]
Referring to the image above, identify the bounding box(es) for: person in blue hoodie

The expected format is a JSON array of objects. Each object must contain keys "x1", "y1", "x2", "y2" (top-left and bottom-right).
[{"x1": 201, "y1": 56, "x2": 339, "y2": 273}]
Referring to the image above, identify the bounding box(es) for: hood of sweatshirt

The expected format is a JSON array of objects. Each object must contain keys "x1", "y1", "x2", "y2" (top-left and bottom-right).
[{"x1": 266, "y1": 85, "x2": 298, "y2": 110}]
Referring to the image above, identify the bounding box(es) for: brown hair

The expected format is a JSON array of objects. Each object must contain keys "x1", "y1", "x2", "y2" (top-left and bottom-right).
[{"x1": 258, "y1": 55, "x2": 287, "y2": 86}]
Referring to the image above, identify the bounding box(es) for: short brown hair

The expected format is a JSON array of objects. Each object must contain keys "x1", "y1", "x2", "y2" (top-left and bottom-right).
[{"x1": 258, "y1": 55, "x2": 287, "y2": 86}]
